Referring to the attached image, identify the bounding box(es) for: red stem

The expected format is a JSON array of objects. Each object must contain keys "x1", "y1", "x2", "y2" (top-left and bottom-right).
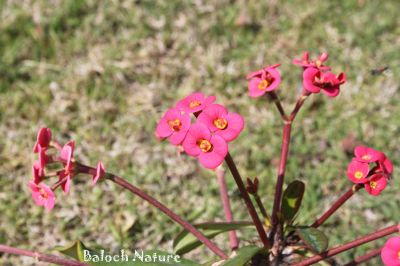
[
  {"x1": 77, "y1": 164, "x2": 227, "y2": 259},
  {"x1": 0, "y1": 244, "x2": 88, "y2": 266},
  {"x1": 343, "y1": 248, "x2": 382, "y2": 266},
  {"x1": 224, "y1": 153, "x2": 270, "y2": 249},
  {"x1": 216, "y1": 168, "x2": 239, "y2": 251},
  {"x1": 311, "y1": 184, "x2": 362, "y2": 228},
  {"x1": 291, "y1": 224, "x2": 399, "y2": 266},
  {"x1": 271, "y1": 122, "x2": 292, "y2": 233}
]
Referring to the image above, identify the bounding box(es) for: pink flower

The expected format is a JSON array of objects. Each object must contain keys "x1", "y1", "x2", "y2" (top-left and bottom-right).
[
  {"x1": 293, "y1": 51, "x2": 331, "y2": 70},
  {"x1": 378, "y1": 157, "x2": 394, "y2": 175},
  {"x1": 182, "y1": 123, "x2": 228, "y2": 169},
  {"x1": 347, "y1": 159, "x2": 369, "y2": 184},
  {"x1": 364, "y1": 174, "x2": 387, "y2": 196},
  {"x1": 58, "y1": 141, "x2": 75, "y2": 194},
  {"x1": 303, "y1": 68, "x2": 346, "y2": 97},
  {"x1": 381, "y1": 236, "x2": 400, "y2": 266},
  {"x1": 33, "y1": 128, "x2": 52, "y2": 153},
  {"x1": 155, "y1": 108, "x2": 191, "y2": 145},
  {"x1": 176, "y1": 92, "x2": 216, "y2": 114},
  {"x1": 93, "y1": 161, "x2": 105, "y2": 185},
  {"x1": 29, "y1": 181, "x2": 55, "y2": 211},
  {"x1": 354, "y1": 145, "x2": 385, "y2": 163},
  {"x1": 197, "y1": 104, "x2": 244, "y2": 142},
  {"x1": 247, "y1": 64, "x2": 281, "y2": 98}
]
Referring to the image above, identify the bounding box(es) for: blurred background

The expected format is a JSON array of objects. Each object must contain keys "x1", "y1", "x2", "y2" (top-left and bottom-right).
[{"x1": 0, "y1": 0, "x2": 399, "y2": 265}]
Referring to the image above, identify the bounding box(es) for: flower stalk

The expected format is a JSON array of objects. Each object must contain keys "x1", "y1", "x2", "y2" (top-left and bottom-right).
[
  {"x1": 224, "y1": 153, "x2": 271, "y2": 249},
  {"x1": 292, "y1": 224, "x2": 399, "y2": 266},
  {"x1": 77, "y1": 163, "x2": 228, "y2": 259},
  {"x1": 0, "y1": 244, "x2": 88, "y2": 266}
]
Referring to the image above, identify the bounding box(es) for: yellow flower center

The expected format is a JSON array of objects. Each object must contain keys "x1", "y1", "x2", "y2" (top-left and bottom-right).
[
  {"x1": 168, "y1": 119, "x2": 182, "y2": 131},
  {"x1": 39, "y1": 188, "x2": 48, "y2": 199},
  {"x1": 370, "y1": 181, "x2": 377, "y2": 189},
  {"x1": 362, "y1": 155, "x2": 371, "y2": 160},
  {"x1": 189, "y1": 100, "x2": 201, "y2": 109},
  {"x1": 354, "y1": 171, "x2": 364, "y2": 179},
  {"x1": 214, "y1": 118, "x2": 228, "y2": 130},
  {"x1": 398, "y1": 251, "x2": 400, "y2": 258},
  {"x1": 258, "y1": 79, "x2": 270, "y2": 90},
  {"x1": 198, "y1": 139, "x2": 212, "y2": 153},
  {"x1": 315, "y1": 60, "x2": 322, "y2": 67}
]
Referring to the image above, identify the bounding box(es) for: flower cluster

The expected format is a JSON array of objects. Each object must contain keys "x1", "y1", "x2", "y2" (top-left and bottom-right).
[
  {"x1": 155, "y1": 92, "x2": 244, "y2": 169},
  {"x1": 381, "y1": 236, "x2": 400, "y2": 266},
  {"x1": 294, "y1": 52, "x2": 346, "y2": 97},
  {"x1": 347, "y1": 145, "x2": 393, "y2": 196},
  {"x1": 30, "y1": 128, "x2": 105, "y2": 211},
  {"x1": 246, "y1": 52, "x2": 346, "y2": 99}
]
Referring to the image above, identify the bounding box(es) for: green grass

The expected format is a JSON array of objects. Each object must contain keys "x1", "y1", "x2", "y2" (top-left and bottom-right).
[{"x1": 0, "y1": 0, "x2": 399, "y2": 265}]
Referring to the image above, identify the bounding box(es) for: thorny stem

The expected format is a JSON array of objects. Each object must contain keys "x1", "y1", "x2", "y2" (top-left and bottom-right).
[
  {"x1": 292, "y1": 224, "x2": 400, "y2": 266},
  {"x1": 311, "y1": 184, "x2": 362, "y2": 228},
  {"x1": 0, "y1": 244, "x2": 88, "y2": 266},
  {"x1": 224, "y1": 153, "x2": 271, "y2": 249},
  {"x1": 343, "y1": 248, "x2": 382, "y2": 266},
  {"x1": 270, "y1": 122, "x2": 292, "y2": 235},
  {"x1": 270, "y1": 92, "x2": 310, "y2": 262},
  {"x1": 77, "y1": 163, "x2": 228, "y2": 259},
  {"x1": 216, "y1": 167, "x2": 239, "y2": 251}
]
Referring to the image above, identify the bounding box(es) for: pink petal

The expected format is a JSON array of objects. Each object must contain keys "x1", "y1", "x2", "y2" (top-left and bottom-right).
[
  {"x1": 347, "y1": 159, "x2": 369, "y2": 184},
  {"x1": 321, "y1": 86, "x2": 340, "y2": 97},
  {"x1": 264, "y1": 68, "x2": 281, "y2": 92},
  {"x1": 198, "y1": 150, "x2": 225, "y2": 169},
  {"x1": 210, "y1": 135, "x2": 228, "y2": 157},
  {"x1": 33, "y1": 128, "x2": 52, "y2": 153},
  {"x1": 216, "y1": 113, "x2": 244, "y2": 142},
  {"x1": 182, "y1": 132, "x2": 201, "y2": 156},
  {"x1": 303, "y1": 68, "x2": 321, "y2": 93},
  {"x1": 155, "y1": 119, "x2": 173, "y2": 138},
  {"x1": 364, "y1": 174, "x2": 387, "y2": 196},
  {"x1": 381, "y1": 237, "x2": 400, "y2": 266},
  {"x1": 93, "y1": 161, "x2": 105, "y2": 185},
  {"x1": 169, "y1": 129, "x2": 188, "y2": 145},
  {"x1": 248, "y1": 78, "x2": 267, "y2": 98}
]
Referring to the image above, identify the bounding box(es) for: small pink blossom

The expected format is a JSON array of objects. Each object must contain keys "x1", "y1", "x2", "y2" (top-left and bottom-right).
[
  {"x1": 381, "y1": 236, "x2": 400, "y2": 266},
  {"x1": 364, "y1": 174, "x2": 387, "y2": 196},
  {"x1": 303, "y1": 68, "x2": 346, "y2": 97},
  {"x1": 58, "y1": 141, "x2": 75, "y2": 194},
  {"x1": 378, "y1": 157, "x2": 394, "y2": 176},
  {"x1": 29, "y1": 181, "x2": 55, "y2": 211},
  {"x1": 33, "y1": 128, "x2": 52, "y2": 153},
  {"x1": 354, "y1": 145, "x2": 385, "y2": 163},
  {"x1": 176, "y1": 92, "x2": 216, "y2": 113},
  {"x1": 197, "y1": 104, "x2": 244, "y2": 142},
  {"x1": 293, "y1": 51, "x2": 331, "y2": 70},
  {"x1": 247, "y1": 64, "x2": 281, "y2": 98},
  {"x1": 182, "y1": 123, "x2": 228, "y2": 169},
  {"x1": 155, "y1": 108, "x2": 191, "y2": 145},
  {"x1": 93, "y1": 161, "x2": 105, "y2": 185},
  {"x1": 347, "y1": 159, "x2": 369, "y2": 184}
]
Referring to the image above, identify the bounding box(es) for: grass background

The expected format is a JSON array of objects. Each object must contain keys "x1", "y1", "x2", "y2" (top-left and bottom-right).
[{"x1": 0, "y1": 0, "x2": 399, "y2": 265}]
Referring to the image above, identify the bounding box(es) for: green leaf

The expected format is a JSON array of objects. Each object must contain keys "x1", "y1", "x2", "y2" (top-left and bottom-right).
[
  {"x1": 281, "y1": 180, "x2": 305, "y2": 224},
  {"x1": 57, "y1": 240, "x2": 200, "y2": 266},
  {"x1": 173, "y1": 222, "x2": 253, "y2": 255},
  {"x1": 296, "y1": 227, "x2": 329, "y2": 253},
  {"x1": 221, "y1": 246, "x2": 267, "y2": 266}
]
